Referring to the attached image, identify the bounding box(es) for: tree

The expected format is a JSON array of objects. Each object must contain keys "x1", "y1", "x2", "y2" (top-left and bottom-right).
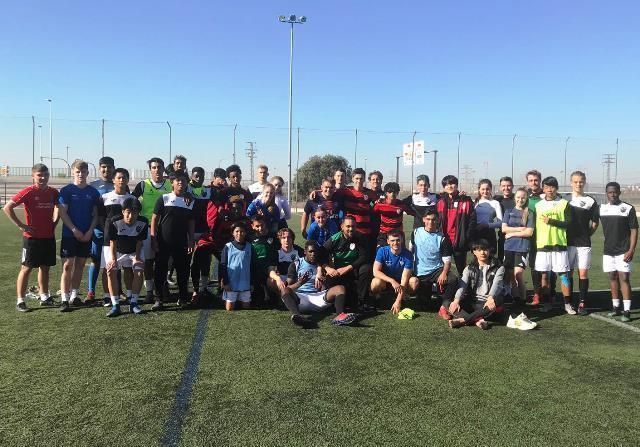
[{"x1": 293, "y1": 154, "x2": 351, "y2": 200}]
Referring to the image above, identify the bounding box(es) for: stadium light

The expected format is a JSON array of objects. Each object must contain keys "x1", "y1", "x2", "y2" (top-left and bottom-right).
[{"x1": 278, "y1": 13, "x2": 308, "y2": 202}]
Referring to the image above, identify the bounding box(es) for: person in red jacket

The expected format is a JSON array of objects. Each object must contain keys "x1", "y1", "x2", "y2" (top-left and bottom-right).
[{"x1": 436, "y1": 175, "x2": 476, "y2": 275}]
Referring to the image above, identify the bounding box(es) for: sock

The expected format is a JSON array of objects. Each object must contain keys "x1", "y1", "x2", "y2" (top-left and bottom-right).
[
  {"x1": 88, "y1": 263, "x2": 98, "y2": 293},
  {"x1": 281, "y1": 292, "x2": 300, "y2": 315},
  {"x1": 17, "y1": 297, "x2": 25, "y2": 304},
  {"x1": 111, "y1": 296, "x2": 119, "y2": 306},
  {"x1": 61, "y1": 293, "x2": 70, "y2": 302},
  {"x1": 334, "y1": 294, "x2": 346, "y2": 314},
  {"x1": 40, "y1": 293, "x2": 48, "y2": 301},
  {"x1": 578, "y1": 278, "x2": 589, "y2": 303},
  {"x1": 126, "y1": 289, "x2": 132, "y2": 298},
  {"x1": 70, "y1": 289, "x2": 78, "y2": 300},
  {"x1": 131, "y1": 294, "x2": 138, "y2": 304},
  {"x1": 145, "y1": 280, "x2": 153, "y2": 292},
  {"x1": 199, "y1": 276, "x2": 208, "y2": 292},
  {"x1": 564, "y1": 296, "x2": 572, "y2": 304},
  {"x1": 612, "y1": 298, "x2": 620, "y2": 309},
  {"x1": 623, "y1": 300, "x2": 631, "y2": 312}
]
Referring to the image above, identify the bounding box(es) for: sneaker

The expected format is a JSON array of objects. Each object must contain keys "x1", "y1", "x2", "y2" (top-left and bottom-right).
[
  {"x1": 176, "y1": 299, "x2": 190, "y2": 309},
  {"x1": 476, "y1": 319, "x2": 489, "y2": 330},
  {"x1": 530, "y1": 293, "x2": 541, "y2": 306},
  {"x1": 83, "y1": 292, "x2": 96, "y2": 306},
  {"x1": 564, "y1": 303, "x2": 577, "y2": 315},
  {"x1": 607, "y1": 308, "x2": 622, "y2": 318},
  {"x1": 507, "y1": 314, "x2": 537, "y2": 331},
  {"x1": 291, "y1": 314, "x2": 313, "y2": 328},
  {"x1": 577, "y1": 303, "x2": 588, "y2": 316},
  {"x1": 331, "y1": 312, "x2": 358, "y2": 326},
  {"x1": 151, "y1": 300, "x2": 163, "y2": 311},
  {"x1": 357, "y1": 304, "x2": 377, "y2": 315},
  {"x1": 40, "y1": 296, "x2": 55, "y2": 306},
  {"x1": 438, "y1": 305, "x2": 452, "y2": 320},
  {"x1": 130, "y1": 304, "x2": 143, "y2": 315},
  {"x1": 16, "y1": 302, "x2": 29, "y2": 312},
  {"x1": 541, "y1": 301, "x2": 553, "y2": 313},
  {"x1": 70, "y1": 296, "x2": 82, "y2": 307},
  {"x1": 121, "y1": 296, "x2": 131, "y2": 305},
  {"x1": 190, "y1": 293, "x2": 201, "y2": 308},
  {"x1": 621, "y1": 311, "x2": 631, "y2": 323},
  {"x1": 103, "y1": 297, "x2": 112, "y2": 307},
  {"x1": 59, "y1": 301, "x2": 71, "y2": 313},
  {"x1": 106, "y1": 305, "x2": 121, "y2": 317}
]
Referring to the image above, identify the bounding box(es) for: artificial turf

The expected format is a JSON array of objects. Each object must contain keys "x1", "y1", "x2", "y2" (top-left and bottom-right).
[{"x1": 1, "y1": 211, "x2": 639, "y2": 446}]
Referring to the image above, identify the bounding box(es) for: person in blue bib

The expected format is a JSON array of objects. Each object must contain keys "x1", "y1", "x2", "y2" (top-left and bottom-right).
[
  {"x1": 280, "y1": 240, "x2": 357, "y2": 327},
  {"x1": 370, "y1": 230, "x2": 416, "y2": 314},
  {"x1": 220, "y1": 221, "x2": 256, "y2": 311},
  {"x1": 408, "y1": 209, "x2": 459, "y2": 319}
]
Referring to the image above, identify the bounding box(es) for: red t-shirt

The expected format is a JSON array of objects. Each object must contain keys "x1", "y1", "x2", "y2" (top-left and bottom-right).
[
  {"x1": 11, "y1": 185, "x2": 59, "y2": 239},
  {"x1": 373, "y1": 199, "x2": 414, "y2": 233},
  {"x1": 334, "y1": 187, "x2": 374, "y2": 236}
]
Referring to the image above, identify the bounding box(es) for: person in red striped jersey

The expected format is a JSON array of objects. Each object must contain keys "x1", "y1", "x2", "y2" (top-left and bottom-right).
[
  {"x1": 373, "y1": 182, "x2": 414, "y2": 248},
  {"x1": 333, "y1": 168, "x2": 375, "y2": 253}
]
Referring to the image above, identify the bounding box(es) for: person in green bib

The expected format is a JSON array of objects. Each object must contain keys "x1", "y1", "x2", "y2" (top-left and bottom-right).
[
  {"x1": 323, "y1": 215, "x2": 374, "y2": 312},
  {"x1": 533, "y1": 176, "x2": 574, "y2": 314},
  {"x1": 132, "y1": 157, "x2": 172, "y2": 302}
]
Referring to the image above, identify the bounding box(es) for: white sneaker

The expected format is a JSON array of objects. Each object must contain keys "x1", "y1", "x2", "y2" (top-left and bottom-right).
[
  {"x1": 564, "y1": 303, "x2": 577, "y2": 315},
  {"x1": 507, "y1": 314, "x2": 537, "y2": 331}
]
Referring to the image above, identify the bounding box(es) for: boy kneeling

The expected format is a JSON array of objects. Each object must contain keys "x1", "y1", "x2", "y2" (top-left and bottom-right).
[
  {"x1": 104, "y1": 197, "x2": 148, "y2": 316},
  {"x1": 448, "y1": 239, "x2": 505, "y2": 330}
]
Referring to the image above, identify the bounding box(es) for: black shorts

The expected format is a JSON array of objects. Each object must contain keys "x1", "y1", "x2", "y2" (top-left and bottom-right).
[
  {"x1": 60, "y1": 237, "x2": 92, "y2": 259},
  {"x1": 22, "y1": 237, "x2": 56, "y2": 268},
  {"x1": 503, "y1": 250, "x2": 528, "y2": 269}
]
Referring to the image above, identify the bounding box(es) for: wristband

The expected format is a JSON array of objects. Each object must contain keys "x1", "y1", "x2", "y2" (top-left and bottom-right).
[{"x1": 71, "y1": 227, "x2": 77, "y2": 233}]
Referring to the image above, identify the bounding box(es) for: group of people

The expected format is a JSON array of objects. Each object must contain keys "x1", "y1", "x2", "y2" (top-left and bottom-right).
[{"x1": 4, "y1": 155, "x2": 637, "y2": 328}]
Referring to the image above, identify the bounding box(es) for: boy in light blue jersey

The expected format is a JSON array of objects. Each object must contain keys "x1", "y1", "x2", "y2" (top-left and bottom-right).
[{"x1": 219, "y1": 221, "x2": 255, "y2": 311}]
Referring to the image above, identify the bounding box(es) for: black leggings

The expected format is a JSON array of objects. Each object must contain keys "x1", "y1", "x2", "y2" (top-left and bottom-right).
[
  {"x1": 453, "y1": 294, "x2": 504, "y2": 324},
  {"x1": 155, "y1": 247, "x2": 190, "y2": 300},
  {"x1": 190, "y1": 248, "x2": 212, "y2": 291}
]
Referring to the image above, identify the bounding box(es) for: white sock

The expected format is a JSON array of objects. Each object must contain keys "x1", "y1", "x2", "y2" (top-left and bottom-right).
[
  {"x1": 126, "y1": 289, "x2": 132, "y2": 298},
  {"x1": 131, "y1": 294, "x2": 139, "y2": 304},
  {"x1": 40, "y1": 293, "x2": 48, "y2": 301},
  {"x1": 111, "y1": 296, "x2": 119, "y2": 306},
  {"x1": 145, "y1": 280, "x2": 153, "y2": 291},
  {"x1": 61, "y1": 293, "x2": 70, "y2": 302},
  {"x1": 70, "y1": 289, "x2": 78, "y2": 300},
  {"x1": 623, "y1": 300, "x2": 631, "y2": 312},
  {"x1": 612, "y1": 298, "x2": 621, "y2": 309},
  {"x1": 17, "y1": 297, "x2": 25, "y2": 304}
]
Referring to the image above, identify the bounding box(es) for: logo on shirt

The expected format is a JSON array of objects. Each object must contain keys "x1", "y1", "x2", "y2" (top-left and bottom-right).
[
  {"x1": 363, "y1": 194, "x2": 369, "y2": 201},
  {"x1": 267, "y1": 238, "x2": 274, "y2": 244},
  {"x1": 136, "y1": 225, "x2": 144, "y2": 232},
  {"x1": 290, "y1": 254, "x2": 296, "y2": 260},
  {"x1": 349, "y1": 243, "x2": 355, "y2": 251},
  {"x1": 621, "y1": 206, "x2": 627, "y2": 213},
  {"x1": 396, "y1": 208, "x2": 402, "y2": 214},
  {"x1": 580, "y1": 200, "x2": 586, "y2": 207}
]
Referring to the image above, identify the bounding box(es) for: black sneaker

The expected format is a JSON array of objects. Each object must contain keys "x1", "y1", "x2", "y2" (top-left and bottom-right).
[
  {"x1": 40, "y1": 297, "x2": 55, "y2": 306},
  {"x1": 151, "y1": 300, "x2": 163, "y2": 311},
  {"x1": 17, "y1": 302, "x2": 29, "y2": 312},
  {"x1": 291, "y1": 314, "x2": 314, "y2": 328},
  {"x1": 621, "y1": 311, "x2": 631, "y2": 323},
  {"x1": 608, "y1": 308, "x2": 622, "y2": 317},
  {"x1": 577, "y1": 303, "x2": 588, "y2": 316},
  {"x1": 59, "y1": 301, "x2": 71, "y2": 313},
  {"x1": 103, "y1": 297, "x2": 112, "y2": 307},
  {"x1": 70, "y1": 297, "x2": 82, "y2": 307},
  {"x1": 358, "y1": 304, "x2": 377, "y2": 315}
]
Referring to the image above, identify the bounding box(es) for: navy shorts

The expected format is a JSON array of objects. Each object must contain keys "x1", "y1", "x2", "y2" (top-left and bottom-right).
[{"x1": 60, "y1": 237, "x2": 92, "y2": 259}]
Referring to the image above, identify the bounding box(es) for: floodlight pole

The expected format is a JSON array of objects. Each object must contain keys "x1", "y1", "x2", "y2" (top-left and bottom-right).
[
  {"x1": 511, "y1": 134, "x2": 517, "y2": 179},
  {"x1": 101, "y1": 119, "x2": 105, "y2": 157},
  {"x1": 395, "y1": 156, "x2": 401, "y2": 184},
  {"x1": 354, "y1": 128, "x2": 358, "y2": 168},
  {"x1": 563, "y1": 136, "x2": 570, "y2": 187},
  {"x1": 31, "y1": 116, "x2": 35, "y2": 167},
  {"x1": 46, "y1": 99, "x2": 52, "y2": 174},
  {"x1": 167, "y1": 121, "x2": 172, "y2": 162},
  {"x1": 233, "y1": 123, "x2": 238, "y2": 164},
  {"x1": 410, "y1": 131, "x2": 416, "y2": 192}
]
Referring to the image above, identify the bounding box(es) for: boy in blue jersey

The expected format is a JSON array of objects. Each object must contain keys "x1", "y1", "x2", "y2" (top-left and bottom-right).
[
  {"x1": 371, "y1": 230, "x2": 417, "y2": 314},
  {"x1": 306, "y1": 208, "x2": 339, "y2": 245},
  {"x1": 280, "y1": 240, "x2": 357, "y2": 327},
  {"x1": 219, "y1": 221, "x2": 256, "y2": 311},
  {"x1": 58, "y1": 160, "x2": 101, "y2": 311},
  {"x1": 408, "y1": 210, "x2": 458, "y2": 319}
]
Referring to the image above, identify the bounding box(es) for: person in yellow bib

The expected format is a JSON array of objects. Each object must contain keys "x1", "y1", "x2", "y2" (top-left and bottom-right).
[
  {"x1": 534, "y1": 176, "x2": 574, "y2": 314},
  {"x1": 132, "y1": 157, "x2": 172, "y2": 302}
]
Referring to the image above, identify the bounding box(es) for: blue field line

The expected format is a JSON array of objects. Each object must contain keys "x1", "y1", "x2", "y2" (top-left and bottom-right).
[{"x1": 160, "y1": 309, "x2": 211, "y2": 447}]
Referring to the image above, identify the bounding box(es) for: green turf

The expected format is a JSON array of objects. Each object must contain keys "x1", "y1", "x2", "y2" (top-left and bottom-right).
[{"x1": 1, "y1": 211, "x2": 639, "y2": 446}]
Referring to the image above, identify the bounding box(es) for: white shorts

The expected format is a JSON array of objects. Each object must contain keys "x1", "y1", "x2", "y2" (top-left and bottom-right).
[
  {"x1": 535, "y1": 251, "x2": 569, "y2": 273},
  {"x1": 142, "y1": 232, "x2": 155, "y2": 260},
  {"x1": 567, "y1": 246, "x2": 592, "y2": 270},
  {"x1": 100, "y1": 247, "x2": 145, "y2": 270},
  {"x1": 603, "y1": 254, "x2": 632, "y2": 273},
  {"x1": 297, "y1": 291, "x2": 331, "y2": 313},
  {"x1": 223, "y1": 290, "x2": 251, "y2": 303}
]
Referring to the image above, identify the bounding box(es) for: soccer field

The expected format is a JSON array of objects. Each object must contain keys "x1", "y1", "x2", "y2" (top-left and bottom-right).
[{"x1": 1, "y1": 214, "x2": 639, "y2": 446}]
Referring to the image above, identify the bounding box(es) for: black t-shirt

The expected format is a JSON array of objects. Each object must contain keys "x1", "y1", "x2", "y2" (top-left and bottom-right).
[
  {"x1": 107, "y1": 216, "x2": 148, "y2": 254},
  {"x1": 567, "y1": 194, "x2": 599, "y2": 247},
  {"x1": 600, "y1": 202, "x2": 639, "y2": 256},
  {"x1": 402, "y1": 193, "x2": 439, "y2": 229},
  {"x1": 99, "y1": 192, "x2": 136, "y2": 246},
  {"x1": 153, "y1": 193, "x2": 194, "y2": 249},
  {"x1": 276, "y1": 245, "x2": 304, "y2": 275},
  {"x1": 496, "y1": 195, "x2": 516, "y2": 214}
]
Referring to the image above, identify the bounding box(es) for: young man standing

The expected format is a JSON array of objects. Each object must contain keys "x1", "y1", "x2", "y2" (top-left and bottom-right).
[
  {"x1": 87, "y1": 156, "x2": 115, "y2": 304},
  {"x1": 495, "y1": 176, "x2": 515, "y2": 262},
  {"x1": 526, "y1": 169, "x2": 545, "y2": 305},
  {"x1": 600, "y1": 182, "x2": 638, "y2": 322},
  {"x1": 534, "y1": 176, "x2": 573, "y2": 314},
  {"x1": 402, "y1": 174, "x2": 439, "y2": 231},
  {"x1": 371, "y1": 230, "x2": 416, "y2": 314},
  {"x1": 248, "y1": 164, "x2": 269, "y2": 199},
  {"x1": 3, "y1": 164, "x2": 59, "y2": 311},
  {"x1": 150, "y1": 171, "x2": 195, "y2": 309},
  {"x1": 372, "y1": 182, "x2": 413, "y2": 247},
  {"x1": 333, "y1": 168, "x2": 375, "y2": 253},
  {"x1": 566, "y1": 171, "x2": 599, "y2": 315},
  {"x1": 58, "y1": 160, "x2": 101, "y2": 311},
  {"x1": 132, "y1": 157, "x2": 172, "y2": 302},
  {"x1": 436, "y1": 175, "x2": 475, "y2": 275}
]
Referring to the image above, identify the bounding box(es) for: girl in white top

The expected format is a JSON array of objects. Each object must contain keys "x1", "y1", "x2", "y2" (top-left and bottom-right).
[
  {"x1": 474, "y1": 178, "x2": 503, "y2": 254},
  {"x1": 271, "y1": 176, "x2": 291, "y2": 225}
]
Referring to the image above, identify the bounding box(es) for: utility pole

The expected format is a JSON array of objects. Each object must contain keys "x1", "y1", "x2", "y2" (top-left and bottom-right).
[
  {"x1": 66, "y1": 146, "x2": 70, "y2": 164},
  {"x1": 246, "y1": 142, "x2": 257, "y2": 183},
  {"x1": 603, "y1": 153, "x2": 616, "y2": 185},
  {"x1": 461, "y1": 164, "x2": 475, "y2": 194},
  {"x1": 233, "y1": 124, "x2": 238, "y2": 164},
  {"x1": 395, "y1": 156, "x2": 401, "y2": 184}
]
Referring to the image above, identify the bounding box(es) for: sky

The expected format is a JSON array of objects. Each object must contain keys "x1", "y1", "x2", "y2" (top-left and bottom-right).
[{"x1": 1, "y1": 0, "x2": 639, "y2": 186}]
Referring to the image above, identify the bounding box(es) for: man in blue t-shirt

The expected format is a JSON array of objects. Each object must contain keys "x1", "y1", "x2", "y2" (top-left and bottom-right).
[
  {"x1": 408, "y1": 210, "x2": 459, "y2": 319},
  {"x1": 58, "y1": 160, "x2": 101, "y2": 311},
  {"x1": 371, "y1": 230, "x2": 416, "y2": 314}
]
